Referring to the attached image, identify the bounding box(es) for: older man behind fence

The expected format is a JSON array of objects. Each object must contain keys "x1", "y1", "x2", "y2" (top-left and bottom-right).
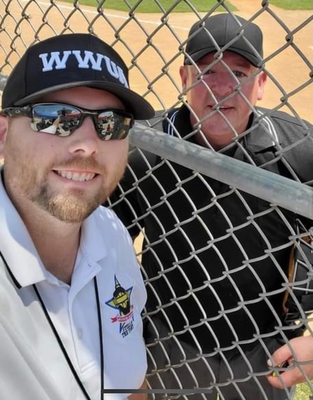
[{"x1": 109, "y1": 13, "x2": 313, "y2": 400}]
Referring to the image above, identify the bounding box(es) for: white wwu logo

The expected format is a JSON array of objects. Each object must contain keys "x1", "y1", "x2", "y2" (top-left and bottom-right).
[{"x1": 39, "y1": 50, "x2": 129, "y2": 88}]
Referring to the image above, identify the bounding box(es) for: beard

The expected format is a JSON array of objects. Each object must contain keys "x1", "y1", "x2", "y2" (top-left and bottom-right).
[
  {"x1": 32, "y1": 157, "x2": 125, "y2": 223},
  {"x1": 33, "y1": 183, "x2": 106, "y2": 223},
  {"x1": 4, "y1": 144, "x2": 126, "y2": 223}
]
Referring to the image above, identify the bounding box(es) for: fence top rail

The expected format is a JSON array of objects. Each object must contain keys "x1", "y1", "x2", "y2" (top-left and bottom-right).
[{"x1": 131, "y1": 123, "x2": 313, "y2": 220}]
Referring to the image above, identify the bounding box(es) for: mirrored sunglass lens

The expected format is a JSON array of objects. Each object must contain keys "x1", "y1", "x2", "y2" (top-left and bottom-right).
[
  {"x1": 31, "y1": 104, "x2": 82, "y2": 136},
  {"x1": 97, "y1": 111, "x2": 131, "y2": 140}
]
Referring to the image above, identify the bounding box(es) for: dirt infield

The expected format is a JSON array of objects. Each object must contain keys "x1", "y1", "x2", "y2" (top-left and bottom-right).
[{"x1": 0, "y1": 0, "x2": 312, "y2": 122}]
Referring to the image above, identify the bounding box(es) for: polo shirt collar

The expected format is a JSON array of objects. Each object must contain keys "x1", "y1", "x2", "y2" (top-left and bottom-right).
[{"x1": 79, "y1": 206, "x2": 108, "y2": 264}]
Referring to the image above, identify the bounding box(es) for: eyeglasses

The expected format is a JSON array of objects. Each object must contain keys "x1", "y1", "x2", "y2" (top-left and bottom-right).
[{"x1": 0, "y1": 102, "x2": 135, "y2": 140}]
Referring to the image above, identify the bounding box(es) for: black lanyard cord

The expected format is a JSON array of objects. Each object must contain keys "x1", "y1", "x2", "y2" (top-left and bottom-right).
[
  {"x1": 94, "y1": 277, "x2": 104, "y2": 399},
  {"x1": 33, "y1": 277, "x2": 104, "y2": 400}
]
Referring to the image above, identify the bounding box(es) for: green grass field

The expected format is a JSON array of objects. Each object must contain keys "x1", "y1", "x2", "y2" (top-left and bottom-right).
[
  {"x1": 269, "y1": 0, "x2": 312, "y2": 9},
  {"x1": 64, "y1": 0, "x2": 312, "y2": 11},
  {"x1": 66, "y1": 0, "x2": 235, "y2": 12}
]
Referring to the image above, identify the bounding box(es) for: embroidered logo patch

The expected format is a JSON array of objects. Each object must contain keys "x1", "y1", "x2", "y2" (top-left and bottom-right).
[{"x1": 105, "y1": 275, "x2": 134, "y2": 338}]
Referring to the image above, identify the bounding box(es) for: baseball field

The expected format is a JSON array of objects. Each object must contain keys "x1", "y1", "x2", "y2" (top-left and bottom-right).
[{"x1": 0, "y1": 0, "x2": 312, "y2": 122}]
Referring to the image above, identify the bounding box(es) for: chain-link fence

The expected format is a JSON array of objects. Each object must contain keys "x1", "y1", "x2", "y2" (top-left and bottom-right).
[{"x1": 1, "y1": 1, "x2": 313, "y2": 399}]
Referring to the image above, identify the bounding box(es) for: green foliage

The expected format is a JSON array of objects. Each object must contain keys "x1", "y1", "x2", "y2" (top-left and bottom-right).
[
  {"x1": 294, "y1": 382, "x2": 313, "y2": 400},
  {"x1": 70, "y1": 0, "x2": 236, "y2": 13}
]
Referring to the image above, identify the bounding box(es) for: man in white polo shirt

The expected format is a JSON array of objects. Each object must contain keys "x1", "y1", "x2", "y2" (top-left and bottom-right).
[{"x1": 0, "y1": 33, "x2": 154, "y2": 400}]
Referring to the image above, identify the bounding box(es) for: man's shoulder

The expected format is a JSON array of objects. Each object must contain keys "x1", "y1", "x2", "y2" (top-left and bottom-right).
[
  {"x1": 255, "y1": 108, "x2": 313, "y2": 182},
  {"x1": 256, "y1": 107, "x2": 312, "y2": 130},
  {"x1": 255, "y1": 107, "x2": 313, "y2": 151}
]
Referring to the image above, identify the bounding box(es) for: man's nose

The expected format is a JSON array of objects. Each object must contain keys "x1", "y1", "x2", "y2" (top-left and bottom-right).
[
  {"x1": 66, "y1": 116, "x2": 99, "y2": 157},
  {"x1": 209, "y1": 73, "x2": 236, "y2": 97}
]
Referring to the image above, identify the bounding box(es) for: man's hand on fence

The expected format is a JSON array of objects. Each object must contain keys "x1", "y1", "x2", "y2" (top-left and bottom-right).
[{"x1": 267, "y1": 336, "x2": 313, "y2": 388}]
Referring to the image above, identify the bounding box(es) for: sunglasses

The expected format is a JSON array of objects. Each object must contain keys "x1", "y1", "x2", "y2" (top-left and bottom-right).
[{"x1": 0, "y1": 102, "x2": 135, "y2": 140}]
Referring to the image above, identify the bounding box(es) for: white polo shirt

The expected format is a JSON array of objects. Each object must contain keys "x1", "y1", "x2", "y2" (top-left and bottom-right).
[{"x1": 0, "y1": 172, "x2": 147, "y2": 400}]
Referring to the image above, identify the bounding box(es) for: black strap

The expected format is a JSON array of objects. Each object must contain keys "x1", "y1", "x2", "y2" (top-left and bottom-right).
[{"x1": 33, "y1": 277, "x2": 104, "y2": 400}]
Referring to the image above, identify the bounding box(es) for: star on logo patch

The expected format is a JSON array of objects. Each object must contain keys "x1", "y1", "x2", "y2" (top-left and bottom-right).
[{"x1": 105, "y1": 275, "x2": 134, "y2": 337}]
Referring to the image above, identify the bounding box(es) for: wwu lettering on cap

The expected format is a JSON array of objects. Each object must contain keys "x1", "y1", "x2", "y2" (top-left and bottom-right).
[{"x1": 38, "y1": 50, "x2": 129, "y2": 88}]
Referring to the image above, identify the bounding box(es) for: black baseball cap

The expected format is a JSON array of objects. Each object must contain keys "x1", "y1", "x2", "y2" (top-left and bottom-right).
[
  {"x1": 184, "y1": 13, "x2": 263, "y2": 67},
  {"x1": 2, "y1": 33, "x2": 155, "y2": 119}
]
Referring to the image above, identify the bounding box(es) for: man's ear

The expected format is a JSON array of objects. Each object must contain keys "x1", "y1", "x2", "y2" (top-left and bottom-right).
[
  {"x1": 257, "y1": 71, "x2": 267, "y2": 101},
  {"x1": 0, "y1": 115, "x2": 8, "y2": 161},
  {"x1": 179, "y1": 65, "x2": 188, "y2": 91}
]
